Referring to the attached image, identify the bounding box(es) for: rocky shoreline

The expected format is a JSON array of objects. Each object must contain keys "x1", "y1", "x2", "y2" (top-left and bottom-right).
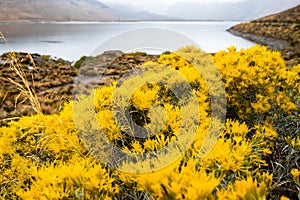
[
  {"x1": 0, "y1": 51, "x2": 159, "y2": 126},
  {"x1": 227, "y1": 29, "x2": 290, "y2": 51}
]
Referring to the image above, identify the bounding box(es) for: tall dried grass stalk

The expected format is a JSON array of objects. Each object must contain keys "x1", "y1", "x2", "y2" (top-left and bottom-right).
[{"x1": 0, "y1": 31, "x2": 42, "y2": 115}]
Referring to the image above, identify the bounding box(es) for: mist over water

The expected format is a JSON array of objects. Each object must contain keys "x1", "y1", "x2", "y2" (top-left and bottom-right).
[{"x1": 0, "y1": 21, "x2": 255, "y2": 61}]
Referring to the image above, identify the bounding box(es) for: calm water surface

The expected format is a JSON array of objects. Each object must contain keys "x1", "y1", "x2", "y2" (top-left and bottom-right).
[{"x1": 0, "y1": 21, "x2": 255, "y2": 61}]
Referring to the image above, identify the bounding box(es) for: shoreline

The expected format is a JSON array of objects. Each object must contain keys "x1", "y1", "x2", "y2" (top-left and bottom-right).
[{"x1": 227, "y1": 28, "x2": 290, "y2": 51}]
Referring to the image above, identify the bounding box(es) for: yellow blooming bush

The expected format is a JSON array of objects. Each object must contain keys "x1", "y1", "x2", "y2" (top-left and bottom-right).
[
  {"x1": 16, "y1": 157, "x2": 119, "y2": 200},
  {"x1": 0, "y1": 108, "x2": 120, "y2": 199},
  {"x1": 213, "y1": 46, "x2": 299, "y2": 123},
  {"x1": 0, "y1": 45, "x2": 299, "y2": 199},
  {"x1": 216, "y1": 173, "x2": 273, "y2": 200},
  {"x1": 213, "y1": 46, "x2": 299, "y2": 199},
  {"x1": 136, "y1": 119, "x2": 276, "y2": 199}
]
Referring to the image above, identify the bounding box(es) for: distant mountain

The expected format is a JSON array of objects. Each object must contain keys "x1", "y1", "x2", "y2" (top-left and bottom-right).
[
  {"x1": 166, "y1": 0, "x2": 300, "y2": 21},
  {"x1": 0, "y1": 0, "x2": 119, "y2": 22},
  {"x1": 106, "y1": 3, "x2": 176, "y2": 21}
]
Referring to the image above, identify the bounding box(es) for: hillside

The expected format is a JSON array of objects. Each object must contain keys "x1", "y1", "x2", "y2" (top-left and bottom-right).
[
  {"x1": 106, "y1": 3, "x2": 176, "y2": 21},
  {"x1": 0, "y1": 0, "x2": 119, "y2": 22},
  {"x1": 228, "y1": 4, "x2": 300, "y2": 67}
]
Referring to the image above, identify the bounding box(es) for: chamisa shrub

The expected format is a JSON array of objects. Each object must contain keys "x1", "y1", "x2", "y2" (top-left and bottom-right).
[{"x1": 0, "y1": 45, "x2": 299, "y2": 199}]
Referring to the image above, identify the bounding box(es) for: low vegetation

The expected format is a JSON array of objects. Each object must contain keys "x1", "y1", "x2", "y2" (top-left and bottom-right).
[{"x1": 0, "y1": 45, "x2": 299, "y2": 199}]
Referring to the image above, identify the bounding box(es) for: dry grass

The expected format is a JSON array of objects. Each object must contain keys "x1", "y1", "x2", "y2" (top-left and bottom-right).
[{"x1": 0, "y1": 31, "x2": 42, "y2": 116}]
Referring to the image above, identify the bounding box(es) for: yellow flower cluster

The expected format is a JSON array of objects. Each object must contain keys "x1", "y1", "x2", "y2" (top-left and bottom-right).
[
  {"x1": 17, "y1": 157, "x2": 119, "y2": 199},
  {"x1": 286, "y1": 136, "x2": 300, "y2": 151},
  {"x1": 212, "y1": 45, "x2": 299, "y2": 122},
  {"x1": 131, "y1": 84, "x2": 161, "y2": 110},
  {"x1": 135, "y1": 119, "x2": 276, "y2": 199},
  {"x1": 0, "y1": 108, "x2": 119, "y2": 199},
  {"x1": 86, "y1": 49, "x2": 212, "y2": 157},
  {"x1": 0, "y1": 45, "x2": 299, "y2": 199},
  {"x1": 137, "y1": 160, "x2": 222, "y2": 199},
  {"x1": 291, "y1": 169, "x2": 300, "y2": 187},
  {"x1": 216, "y1": 173, "x2": 273, "y2": 199}
]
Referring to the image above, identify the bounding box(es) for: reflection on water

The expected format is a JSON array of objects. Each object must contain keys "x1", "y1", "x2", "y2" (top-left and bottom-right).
[{"x1": 0, "y1": 21, "x2": 255, "y2": 61}]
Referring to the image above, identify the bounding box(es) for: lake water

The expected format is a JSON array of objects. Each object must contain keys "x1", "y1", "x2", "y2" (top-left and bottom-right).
[{"x1": 0, "y1": 21, "x2": 255, "y2": 61}]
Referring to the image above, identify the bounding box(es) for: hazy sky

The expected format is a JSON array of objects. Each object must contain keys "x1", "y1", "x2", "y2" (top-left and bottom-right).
[{"x1": 100, "y1": 0, "x2": 247, "y2": 14}]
